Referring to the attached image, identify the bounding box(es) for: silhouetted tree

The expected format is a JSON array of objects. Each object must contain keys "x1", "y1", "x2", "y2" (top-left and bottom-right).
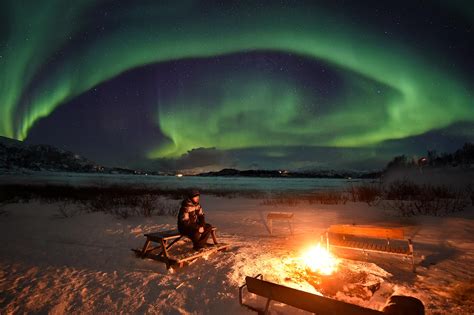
[{"x1": 385, "y1": 142, "x2": 474, "y2": 170}]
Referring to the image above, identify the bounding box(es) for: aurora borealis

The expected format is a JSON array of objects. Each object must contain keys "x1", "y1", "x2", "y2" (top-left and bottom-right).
[{"x1": 1, "y1": 1, "x2": 473, "y2": 171}]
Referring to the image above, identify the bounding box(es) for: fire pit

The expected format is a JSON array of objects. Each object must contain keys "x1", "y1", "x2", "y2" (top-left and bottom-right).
[
  {"x1": 232, "y1": 242, "x2": 391, "y2": 306},
  {"x1": 301, "y1": 243, "x2": 339, "y2": 276},
  {"x1": 291, "y1": 243, "x2": 384, "y2": 300}
]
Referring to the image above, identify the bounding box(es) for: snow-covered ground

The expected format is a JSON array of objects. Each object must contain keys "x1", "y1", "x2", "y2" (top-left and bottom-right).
[{"x1": 1, "y1": 195, "x2": 473, "y2": 314}]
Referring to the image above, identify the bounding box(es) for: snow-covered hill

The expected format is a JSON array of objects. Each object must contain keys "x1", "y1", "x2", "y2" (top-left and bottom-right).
[{"x1": 0, "y1": 136, "x2": 103, "y2": 173}]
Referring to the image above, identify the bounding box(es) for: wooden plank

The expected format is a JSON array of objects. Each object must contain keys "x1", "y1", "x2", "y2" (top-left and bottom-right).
[
  {"x1": 145, "y1": 229, "x2": 180, "y2": 237},
  {"x1": 328, "y1": 225, "x2": 404, "y2": 240},
  {"x1": 245, "y1": 277, "x2": 382, "y2": 315},
  {"x1": 267, "y1": 212, "x2": 294, "y2": 220},
  {"x1": 330, "y1": 244, "x2": 411, "y2": 256},
  {"x1": 145, "y1": 229, "x2": 181, "y2": 242},
  {"x1": 348, "y1": 241, "x2": 358, "y2": 248},
  {"x1": 399, "y1": 247, "x2": 407, "y2": 254},
  {"x1": 338, "y1": 239, "x2": 349, "y2": 247},
  {"x1": 162, "y1": 235, "x2": 182, "y2": 242}
]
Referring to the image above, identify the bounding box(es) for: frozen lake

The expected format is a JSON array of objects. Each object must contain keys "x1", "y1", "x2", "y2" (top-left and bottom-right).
[{"x1": 0, "y1": 172, "x2": 372, "y2": 192}]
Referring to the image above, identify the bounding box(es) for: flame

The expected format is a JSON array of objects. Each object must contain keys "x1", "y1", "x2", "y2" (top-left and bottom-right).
[{"x1": 301, "y1": 243, "x2": 339, "y2": 275}]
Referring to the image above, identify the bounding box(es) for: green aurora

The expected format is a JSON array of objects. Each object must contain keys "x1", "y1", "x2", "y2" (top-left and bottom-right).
[{"x1": 1, "y1": 1, "x2": 473, "y2": 160}]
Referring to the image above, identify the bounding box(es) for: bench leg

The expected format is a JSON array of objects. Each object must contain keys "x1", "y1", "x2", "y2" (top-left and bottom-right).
[
  {"x1": 408, "y1": 239, "x2": 415, "y2": 272},
  {"x1": 287, "y1": 220, "x2": 293, "y2": 235},
  {"x1": 263, "y1": 298, "x2": 272, "y2": 315},
  {"x1": 239, "y1": 283, "x2": 247, "y2": 306},
  {"x1": 160, "y1": 239, "x2": 169, "y2": 258},
  {"x1": 239, "y1": 282, "x2": 267, "y2": 314},
  {"x1": 140, "y1": 239, "x2": 151, "y2": 257},
  {"x1": 268, "y1": 219, "x2": 272, "y2": 235},
  {"x1": 159, "y1": 239, "x2": 174, "y2": 269},
  {"x1": 158, "y1": 236, "x2": 182, "y2": 257},
  {"x1": 167, "y1": 236, "x2": 183, "y2": 249}
]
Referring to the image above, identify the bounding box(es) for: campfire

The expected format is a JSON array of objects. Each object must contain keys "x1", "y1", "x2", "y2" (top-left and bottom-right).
[
  {"x1": 301, "y1": 243, "x2": 339, "y2": 276},
  {"x1": 296, "y1": 243, "x2": 382, "y2": 299}
]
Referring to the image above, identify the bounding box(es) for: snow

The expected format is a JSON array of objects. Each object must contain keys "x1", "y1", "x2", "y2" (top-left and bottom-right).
[{"x1": 1, "y1": 195, "x2": 474, "y2": 314}]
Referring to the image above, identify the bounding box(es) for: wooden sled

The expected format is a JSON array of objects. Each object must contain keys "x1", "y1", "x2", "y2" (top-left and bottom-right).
[{"x1": 132, "y1": 227, "x2": 228, "y2": 269}]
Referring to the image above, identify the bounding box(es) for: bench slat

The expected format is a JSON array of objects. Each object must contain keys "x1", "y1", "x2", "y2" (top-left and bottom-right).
[
  {"x1": 329, "y1": 225, "x2": 404, "y2": 239},
  {"x1": 145, "y1": 229, "x2": 180, "y2": 239},
  {"x1": 330, "y1": 244, "x2": 410, "y2": 256},
  {"x1": 245, "y1": 277, "x2": 381, "y2": 314},
  {"x1": 267, "y1": 212, "x2": 294, "y2": 219}
]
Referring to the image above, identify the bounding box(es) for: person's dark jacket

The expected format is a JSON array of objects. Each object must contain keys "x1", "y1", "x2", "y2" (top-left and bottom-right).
[{"x1": 177, "y1": 198, "x2": 205, "y2": 235}]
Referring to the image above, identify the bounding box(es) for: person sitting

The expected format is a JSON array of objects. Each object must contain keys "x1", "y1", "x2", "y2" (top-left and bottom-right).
[{"x1": 177, "y1": 189, "x2": 213, "y2": 250}]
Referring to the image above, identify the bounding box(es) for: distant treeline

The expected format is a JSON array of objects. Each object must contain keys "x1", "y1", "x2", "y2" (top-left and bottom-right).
[{"x1": 386, "y1": 142, "x2": 474, "y2": 170}]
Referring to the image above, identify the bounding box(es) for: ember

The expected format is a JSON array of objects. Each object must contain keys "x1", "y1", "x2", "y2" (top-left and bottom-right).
[{"x1": 301, "y1": 243, "x2": 339, "y2": 276}]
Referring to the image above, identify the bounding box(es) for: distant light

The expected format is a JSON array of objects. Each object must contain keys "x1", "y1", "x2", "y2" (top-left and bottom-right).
[{"x1": 176, "y1": 173, "x2": 183, "y2": 177}]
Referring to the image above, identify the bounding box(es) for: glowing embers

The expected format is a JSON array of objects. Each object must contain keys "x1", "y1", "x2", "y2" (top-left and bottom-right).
[{"x1": 301, "y1": 243, "x2": 339, "y2": 276}]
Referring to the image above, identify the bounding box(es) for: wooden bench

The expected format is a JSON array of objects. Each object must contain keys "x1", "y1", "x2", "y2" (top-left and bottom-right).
[
  {"x1": 239, "y1": 274, "x2": 424, "y2": 314},
  {"x1": 132, "y1": 227, "x2": 227, "y2": 269},
  {"x1": 267, "y1": 212, "x2": 294, "y2": 235},
  {"x1": 326, "y1": 225, "x2": 415, "y2": 272}
]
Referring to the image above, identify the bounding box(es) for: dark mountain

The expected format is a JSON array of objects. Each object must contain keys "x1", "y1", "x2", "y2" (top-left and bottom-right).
[{"x1": 0, "y1": 136, "x2": 105, "y2": 173}]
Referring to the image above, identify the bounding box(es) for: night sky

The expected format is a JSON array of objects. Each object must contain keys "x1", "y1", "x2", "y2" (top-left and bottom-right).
[{"x1": 1, "y1": 0, "x2": 473, "y2": 172}]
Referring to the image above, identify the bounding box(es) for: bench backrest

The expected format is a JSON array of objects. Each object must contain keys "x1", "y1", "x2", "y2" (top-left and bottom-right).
[
  {"x1": 245, "y1": 276, "x2": 382, "y2": 315},
  {"x1": 328, "y1": 225, "x2": 404, "y2": 240}
]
